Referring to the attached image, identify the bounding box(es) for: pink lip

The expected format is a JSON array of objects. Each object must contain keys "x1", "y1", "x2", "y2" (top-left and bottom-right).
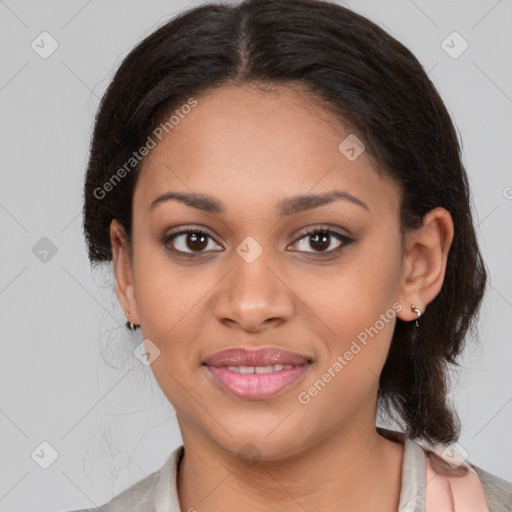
[
  {"x1": 203, "y1": 347, "x2": 312, "y2": 400},
  {"x1": 207, "y1": 365, "x2": 310, "y2": 399},
  {"x1": 203, "y1": 347, "x2": 311, "y2": 367}
]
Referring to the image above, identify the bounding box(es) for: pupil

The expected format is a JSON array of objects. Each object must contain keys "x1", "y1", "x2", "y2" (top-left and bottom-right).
[
  {"x1": 187, "y1": 232, "x2": 208, "y2": 251},
  {"x1": 311, "y1": 233, "x2": 329, "y2": 251}
]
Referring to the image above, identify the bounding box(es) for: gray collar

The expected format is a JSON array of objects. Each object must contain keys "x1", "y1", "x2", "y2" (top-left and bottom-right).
[{"x1": 378, "y1": 427, "x2": 427, "y2": 512}]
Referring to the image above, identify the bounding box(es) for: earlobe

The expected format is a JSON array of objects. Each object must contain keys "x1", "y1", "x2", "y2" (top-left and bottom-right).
[
  {"x1": 110, "y1": 219, "x2": 140, "y2": 325},
  {"x1": 396, "y1": 207, "x2": 454, "y2": 322}
]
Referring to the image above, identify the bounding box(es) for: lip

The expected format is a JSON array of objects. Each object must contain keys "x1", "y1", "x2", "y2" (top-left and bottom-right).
[
  {"x1": 203, "y1": 347, "x2": 312, "y2": 400},
  {"x1": 203, "y1": 347, "x2": 311, "y2": 367}
]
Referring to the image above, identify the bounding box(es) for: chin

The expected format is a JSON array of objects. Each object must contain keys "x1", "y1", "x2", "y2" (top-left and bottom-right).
[{"x1": 209, "y1": 419, "x2": 313, "y2": 463}]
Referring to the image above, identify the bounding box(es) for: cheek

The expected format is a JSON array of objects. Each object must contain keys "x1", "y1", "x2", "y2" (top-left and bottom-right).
[
  {"x1": 302, "y1": 240, "x2": 401, "y2": 326},
  {"x1": 296, "y1": 234, "x2": 403, "y2": 373},
  {"x1": 131, "y1": 252, "x2": 205, "y2": 372},
  {"x1": 132, "y1": 237, "x2": 201, "y2": 331}
]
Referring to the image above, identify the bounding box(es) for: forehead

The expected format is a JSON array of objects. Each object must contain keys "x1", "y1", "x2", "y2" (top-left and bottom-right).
[{"x1": 133, "y1": 84, "x2": 401, "y2": 221}]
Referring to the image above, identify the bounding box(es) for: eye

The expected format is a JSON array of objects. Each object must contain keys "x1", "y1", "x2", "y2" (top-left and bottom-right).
[
  {"x1": 163, "y1": 228, "x2": 223, "y2": 255},
  {"x1": 288, "y1": 228, "x2": 355, "y2": 255},
  {"x1": 162, "y1": 226, "x2": 356, "y2": 258}
]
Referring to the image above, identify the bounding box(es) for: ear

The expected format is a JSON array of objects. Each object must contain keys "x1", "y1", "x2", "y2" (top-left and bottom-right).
[
  {"x1": 396, "y1": 207, "x2": 454, "y2": 322},
  {"x1": 110, "y1": 219, "x2": 140, "y2": 325}
]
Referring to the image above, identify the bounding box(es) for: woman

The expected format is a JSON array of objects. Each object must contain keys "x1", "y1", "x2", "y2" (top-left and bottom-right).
[{"x1": 75, "y1": 0, "x2": 512, "y2": 510}]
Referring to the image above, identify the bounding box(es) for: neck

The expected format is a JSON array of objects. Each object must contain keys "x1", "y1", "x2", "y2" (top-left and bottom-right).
[{"x1": 176, "y1": 421, "x2": 404, "y2": 512}]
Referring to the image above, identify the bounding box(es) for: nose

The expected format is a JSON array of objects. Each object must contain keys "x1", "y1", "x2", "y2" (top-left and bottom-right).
[{"x1": 212, "y1": 251, "x2": 295, "y2": 333}]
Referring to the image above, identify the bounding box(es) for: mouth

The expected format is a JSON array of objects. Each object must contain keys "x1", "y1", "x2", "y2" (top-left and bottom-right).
[{"x1": 203, "y1": 347, "x2": 312, "y2": 400}]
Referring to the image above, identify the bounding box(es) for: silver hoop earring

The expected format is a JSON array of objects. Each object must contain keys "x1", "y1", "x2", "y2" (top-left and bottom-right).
[{"x1": 411, "y1": 304, "x2": 421, "y2": 328}]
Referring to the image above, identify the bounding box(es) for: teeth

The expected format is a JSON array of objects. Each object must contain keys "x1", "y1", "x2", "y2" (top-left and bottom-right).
[
  {"x1": 240, "y1": 365, "x2": 256, "y2": 374},
  {"x1": 255, "y1": 365, "x2": 277, "y2": 374},
  {"x1": 226, "y1": 364, "x2": 295, "y2": 373}
]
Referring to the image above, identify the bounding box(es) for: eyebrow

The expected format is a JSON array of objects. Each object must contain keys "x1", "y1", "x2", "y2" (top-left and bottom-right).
[{"x1": 148, "y1": 190, "x2": 370, "y2": 216}]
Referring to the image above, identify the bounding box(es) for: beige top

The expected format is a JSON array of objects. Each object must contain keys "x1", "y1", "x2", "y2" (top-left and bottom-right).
[{"x1": 68, "y1": 428, "x2": 512, "y2": 512}]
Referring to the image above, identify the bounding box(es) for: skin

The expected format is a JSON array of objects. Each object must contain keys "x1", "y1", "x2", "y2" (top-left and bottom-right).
[{"x1": 110, "y1": 84, "x2": 454, "y2": 512}]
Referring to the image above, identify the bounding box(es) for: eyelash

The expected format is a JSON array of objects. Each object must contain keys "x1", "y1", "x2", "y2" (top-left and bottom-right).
[{"x1": 162, "y1": 226, "x2": 355, "y2": 258}]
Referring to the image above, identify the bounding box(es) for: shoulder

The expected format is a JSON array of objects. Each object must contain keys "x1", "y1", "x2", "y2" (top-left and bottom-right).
[
  {"x1": 63, "y1": 446, "x2": 183, "y2": 512},
  {"x1": 470, "y1": 463, "x2": 512, "y2": 512},
  {"x1": 64, "y1": 470, "x2": 159, "y2": 512},
  {"x1": 403, "y1": 429, "x2": 512, "y2": 512}
]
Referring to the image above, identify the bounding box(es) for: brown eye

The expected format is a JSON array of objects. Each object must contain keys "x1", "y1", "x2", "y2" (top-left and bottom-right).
[
  {"x1": 309, "y1": 232, "x2": 332, "y2": 251},
  {"x1": 289, "y1": 229, "x2": 354, "y2": 254},
  {"x1": 163, "y1": 229, "x2": 223, "y2": 255}
]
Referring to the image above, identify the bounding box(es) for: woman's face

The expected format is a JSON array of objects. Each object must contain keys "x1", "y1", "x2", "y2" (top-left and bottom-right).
[{"x1": 113, "y1": 84, "x2": 413, "y2": 459}]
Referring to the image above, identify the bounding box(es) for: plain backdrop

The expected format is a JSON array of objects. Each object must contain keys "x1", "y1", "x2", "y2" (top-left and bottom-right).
[{"x1": 1, "y1": 0, "x2": 511, "y2": 510}]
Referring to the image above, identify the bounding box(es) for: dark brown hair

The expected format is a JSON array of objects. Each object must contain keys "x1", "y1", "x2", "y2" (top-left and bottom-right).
[{"x1": 83, "y1": 0, "x2": 487, "y2": 445}]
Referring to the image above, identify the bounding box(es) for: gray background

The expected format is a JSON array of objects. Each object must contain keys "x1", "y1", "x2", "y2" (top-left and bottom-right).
[{"x1": 1, "y1": 0, "x2": 511, "y2": 510}]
